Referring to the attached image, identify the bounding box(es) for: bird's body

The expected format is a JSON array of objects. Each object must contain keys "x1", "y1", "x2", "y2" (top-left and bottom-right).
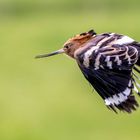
[{"x1": 36, "y1": 30, "x2": 140, "y2": 113}]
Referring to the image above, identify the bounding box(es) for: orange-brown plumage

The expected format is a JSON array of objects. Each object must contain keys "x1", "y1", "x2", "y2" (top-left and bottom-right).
[{"x1": 63, "y1": 30, "x2": 96, "y2": 58}]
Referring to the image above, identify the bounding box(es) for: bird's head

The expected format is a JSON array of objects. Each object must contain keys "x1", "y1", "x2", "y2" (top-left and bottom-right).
[{"x1": 35, "y1": 29, "x2": 96, "y2": 59}]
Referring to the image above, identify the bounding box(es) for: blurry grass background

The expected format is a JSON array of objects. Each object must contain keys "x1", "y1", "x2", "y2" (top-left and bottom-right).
[{"x1": 0, "y1": 0, "x2": 140, "y2": 140}]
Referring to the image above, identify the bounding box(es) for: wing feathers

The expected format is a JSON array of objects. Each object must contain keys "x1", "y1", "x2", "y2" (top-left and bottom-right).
[{"x1": 76, "y1": 33, "x2": 140, "y2": 113}]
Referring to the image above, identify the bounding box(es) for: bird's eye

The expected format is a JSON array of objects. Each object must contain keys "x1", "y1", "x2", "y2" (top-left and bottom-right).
[
  {"x1": 64, "y1": 43, "x2": 73, "y2": 49},
  {"x1": 64, "y1": 45, "x2": 69, "y2": 49}
]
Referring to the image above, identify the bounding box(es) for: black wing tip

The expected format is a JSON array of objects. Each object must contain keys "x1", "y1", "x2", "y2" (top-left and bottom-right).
[{"x1": 106, "y1": 95, "x2": 139, "y2": 114}]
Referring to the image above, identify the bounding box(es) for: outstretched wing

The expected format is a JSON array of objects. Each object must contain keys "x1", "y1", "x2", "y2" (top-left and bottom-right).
[{"x1": 77, "y1": 42, "x2": 139, "y2": 113}]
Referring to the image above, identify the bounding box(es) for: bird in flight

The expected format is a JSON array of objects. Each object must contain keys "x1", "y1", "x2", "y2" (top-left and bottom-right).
[{"x1": 36, "y1": 29, "x2": 140, "y2": 113}]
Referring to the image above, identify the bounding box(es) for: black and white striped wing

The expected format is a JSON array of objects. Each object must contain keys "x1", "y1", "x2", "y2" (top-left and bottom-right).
[{"x1": 77, "y1": 43, "x2": 139, "y2": 113}]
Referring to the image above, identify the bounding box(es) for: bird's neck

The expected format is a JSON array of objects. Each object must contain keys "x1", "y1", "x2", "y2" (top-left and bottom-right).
[{"x1": 73, "y1": 37, "x2": 95, "y2": 59}]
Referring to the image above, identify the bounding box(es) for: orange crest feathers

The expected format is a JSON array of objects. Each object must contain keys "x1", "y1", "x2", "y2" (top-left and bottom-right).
[
  {"x1": 73, "y1": 29, "x2": 96, "y2": 40},
  {"x1": 65, "y1": 29, "x2": 96, "y2": 45}
]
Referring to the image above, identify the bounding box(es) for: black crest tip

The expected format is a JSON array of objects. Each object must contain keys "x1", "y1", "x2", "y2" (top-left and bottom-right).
[
  {"x1": 88, "y1": 29, "x2": 97, "y2": 36},
  {"x1": 80, "y1": 29, "x2": 97, "y2": 36}
]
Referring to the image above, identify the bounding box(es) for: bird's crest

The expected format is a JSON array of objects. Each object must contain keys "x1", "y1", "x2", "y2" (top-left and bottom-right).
[{"x1": 64, "y1": 29, "x2": 96, "y2": 46}]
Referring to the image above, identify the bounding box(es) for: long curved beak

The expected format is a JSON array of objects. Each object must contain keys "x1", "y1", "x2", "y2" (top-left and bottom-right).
[{"x1": 35, "y1": 48, "x2": 64, "y2": 59}]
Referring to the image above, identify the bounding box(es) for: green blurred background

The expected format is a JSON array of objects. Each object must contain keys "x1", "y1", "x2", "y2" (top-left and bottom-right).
[{"x1": 0, "y1": 0, "x2": 140, "y2": 140}]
